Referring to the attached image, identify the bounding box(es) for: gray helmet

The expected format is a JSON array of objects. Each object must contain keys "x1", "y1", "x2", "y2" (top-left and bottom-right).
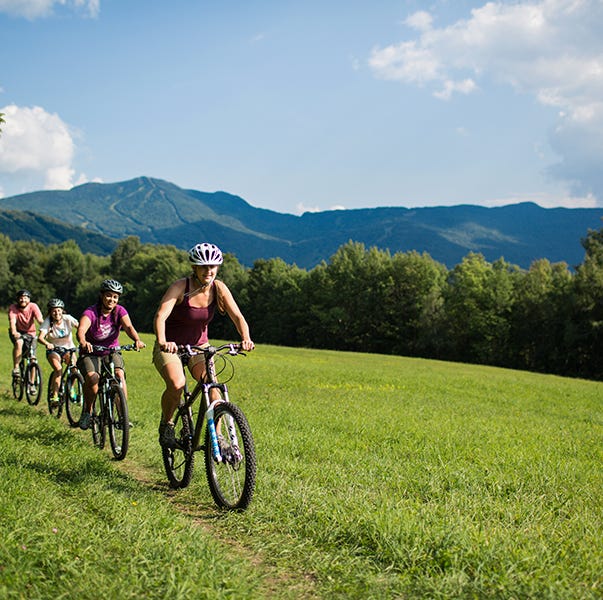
[
  {"x1": 188, "y1": 243, "x2": 223, "y2": 266},
  {"x1": 16, "y1": 289, "x2": 32, "y2": 299},
  {"x1": 47, "y1": 298, "x2": 65, "y2": 310},
  {"x1": 100, "y1": 279, "x2": 123, "y2": 294}
]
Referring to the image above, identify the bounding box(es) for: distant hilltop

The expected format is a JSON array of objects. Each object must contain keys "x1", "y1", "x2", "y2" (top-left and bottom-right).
[{"x1": 1, "y1": 176, "x2": 601, "y2": 268}]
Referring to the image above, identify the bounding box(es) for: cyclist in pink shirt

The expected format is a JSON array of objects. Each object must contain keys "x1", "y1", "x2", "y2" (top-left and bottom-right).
[
  {"x1": 76, "y1": 279, "x2": 145, "y2": 430},
  {"x1": 8, "y1": 289, "x2": 43, "y2": 375}
]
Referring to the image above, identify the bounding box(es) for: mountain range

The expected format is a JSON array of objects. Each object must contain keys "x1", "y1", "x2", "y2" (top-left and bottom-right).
[{"x1": 0, "y1": 176, "x2": 601, "y2": 269}]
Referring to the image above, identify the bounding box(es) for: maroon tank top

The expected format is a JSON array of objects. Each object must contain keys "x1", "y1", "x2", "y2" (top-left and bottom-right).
[{"x1": 165, "y1": 278, "x2": 217, "y2": 345}]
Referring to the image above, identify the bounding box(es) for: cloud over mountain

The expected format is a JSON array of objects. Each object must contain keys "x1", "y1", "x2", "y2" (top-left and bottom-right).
[{"x1": 369, "y1": 0, "x2": 603, "y2": 207}]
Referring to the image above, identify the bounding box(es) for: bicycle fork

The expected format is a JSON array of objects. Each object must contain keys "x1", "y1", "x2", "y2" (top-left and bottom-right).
[{"x1": 204, "y1": 383, "x2": 241, "y2": 464}]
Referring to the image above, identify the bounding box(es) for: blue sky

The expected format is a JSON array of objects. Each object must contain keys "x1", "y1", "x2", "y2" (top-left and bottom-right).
[{"x1": 1, "y1": 0, "x2": 602, "y2": 214}]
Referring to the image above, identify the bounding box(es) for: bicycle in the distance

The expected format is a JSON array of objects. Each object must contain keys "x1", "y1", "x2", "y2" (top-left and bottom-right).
[
  {"x1": 46, "y1": 347, "x2": 85, "y2": 426},
  {"x1": 162, "y1": 343, "x2": 256, "y2": 511},
  {"x1": 11, "y1": 333, "x2": 42, "y2": 405},
  {"x1": 89, "y1": 344, "x2": 136, "y2": 461}
]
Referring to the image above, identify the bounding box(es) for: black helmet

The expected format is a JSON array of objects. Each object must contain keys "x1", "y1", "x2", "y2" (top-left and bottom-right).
[
  {"x1": 100, "y1": 279, "x2": 123, "y2": 294},
  {"x1": 47, "y1": 298, "x2": 65, "y2": 310},
  {"x1": 16, "y1": 289, "x2": 31, "y2": 299}
]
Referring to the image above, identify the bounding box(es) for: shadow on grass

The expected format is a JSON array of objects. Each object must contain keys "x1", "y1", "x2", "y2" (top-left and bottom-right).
[{"x1": 1, "y1": 390, "x2": 228, "y2": 515}]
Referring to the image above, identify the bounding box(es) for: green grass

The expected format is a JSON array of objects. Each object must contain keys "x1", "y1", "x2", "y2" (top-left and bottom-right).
[{"x1": 1, "y1": 329, "x2": 602, "y2": 599}]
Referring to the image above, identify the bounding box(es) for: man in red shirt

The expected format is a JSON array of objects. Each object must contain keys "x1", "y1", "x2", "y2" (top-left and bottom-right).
[{"x1": 8, "y1": 290, "x2": 43, "y2": 375}]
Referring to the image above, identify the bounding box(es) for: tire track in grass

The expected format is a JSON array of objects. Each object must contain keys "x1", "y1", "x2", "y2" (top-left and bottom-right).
[
  {"x1": 2, "y1": 388, "x2": 320, "y2": 598},
  {"x1": 117, "y1": 456, "x2": 320, "y2": 600}
]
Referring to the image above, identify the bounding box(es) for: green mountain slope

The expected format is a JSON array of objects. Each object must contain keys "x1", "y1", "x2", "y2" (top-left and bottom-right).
[
  {"x1": 1, "y1": 176, "x2": 601, "y2": 268},
  {"x1": 0, "y1": 209, "x2": 117, "y2": 254}
]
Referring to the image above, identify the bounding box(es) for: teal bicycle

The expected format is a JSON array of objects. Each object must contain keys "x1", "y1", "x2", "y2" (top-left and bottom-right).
[{"x1": 46, "y1": 348, "x2": 85, "y2": 426}]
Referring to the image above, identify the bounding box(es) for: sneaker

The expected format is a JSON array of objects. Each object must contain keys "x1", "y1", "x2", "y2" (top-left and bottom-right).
[
  {"x1": 158, "y1": 422, "x2": 176, "y2": 448},
  {"x1": 50, "y1": 395, "x2": 60, "y2": 406},
  {"x1": 78, "y1": 412, "x2": 92, "y2": 430},
  {"x1": 28, "y1": 384, "x2": 38, "y2": 396}
]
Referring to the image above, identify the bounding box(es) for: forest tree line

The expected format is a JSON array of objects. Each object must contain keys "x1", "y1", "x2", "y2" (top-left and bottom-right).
[{"x1": 1, "y1": 228, "x2": 602, "y2": 380}]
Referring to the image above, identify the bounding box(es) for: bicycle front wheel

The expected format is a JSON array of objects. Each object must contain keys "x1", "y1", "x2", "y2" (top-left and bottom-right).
[
  {"x1": 65, "y1": 371, "x2": 85, "y2": 427},
  {"x1": 205, "y1": 403, "x2": 256, "y2": 510},
  {"x1": 47, "y1": 375, "x2": 63, "y2": 418},
  {"x1": 25, "y1": 362, "x2": 42, "y2": 406},
  {"x1": 162, "y1": 406, "x2": 194, "y2": 489},
  {"x1": 108, "y1": 385, "x2": 129, "y2": 460},
  {"x1": 91, "y1": 394, "x2": 106, "y2": 449}
]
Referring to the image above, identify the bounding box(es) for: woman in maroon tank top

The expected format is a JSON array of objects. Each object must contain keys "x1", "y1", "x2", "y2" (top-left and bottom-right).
[{"x1": 152, "y1": 243, "x2": 254, "y2": 448}]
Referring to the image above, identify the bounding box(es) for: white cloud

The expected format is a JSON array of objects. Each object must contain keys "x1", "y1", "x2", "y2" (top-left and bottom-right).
[
  {"x1": 404, "y1": 10, "x2": 433, "y2": 32},
  {"x1": 0, "y1": 104, "x2": 90, "y2": 192},
  {"x1": 0, "y1": 0, "x2": 99, "y2": 19},
  {"x1": 369, "y1": 0, "x2": 603, "y2": 205},
  {"x1": 434, "y1": 78, "x2": 477, "y2": 100}
]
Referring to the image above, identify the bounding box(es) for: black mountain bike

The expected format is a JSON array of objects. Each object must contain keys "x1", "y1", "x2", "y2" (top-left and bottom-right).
[
  {"x1": 162, "y1": 343, "x2": 256, "y2": 510},
  {"x1": 12, "y1": 333, "x2": 42, "y2": 405},
  {"x1": 90, "y1": 344, "x2": 136, "y2": 461},
  {"x1": 46, "y1": 348, "x2": 85, "y2": 426}
]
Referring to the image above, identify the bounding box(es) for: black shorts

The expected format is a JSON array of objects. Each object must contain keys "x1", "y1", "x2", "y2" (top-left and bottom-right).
[
  {"x1": 46, "y1": 346, "x2": 76, "y2": 360},
  {"x1": 77, "y1": 352, "x2": 125, "y2": 376},
  {"x1": 9, "y1": 330, "x2": 36, "y2": 352}
]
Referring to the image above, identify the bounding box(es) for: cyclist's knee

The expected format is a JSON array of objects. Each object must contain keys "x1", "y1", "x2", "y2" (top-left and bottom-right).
[{"x1": 86, "y1": 372, "x2": 100, "y2": 386}]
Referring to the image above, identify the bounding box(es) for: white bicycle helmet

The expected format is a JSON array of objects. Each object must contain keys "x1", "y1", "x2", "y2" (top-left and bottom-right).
[
  {"x1": 100, "y1": 279, "x2": 123, "y2": 294},
  {"x1": 47, "y1": 298, "x2": 65, "y2": 309},
  {"x1": 188, "y1": 243, "x2": 223, "y2": 266}
]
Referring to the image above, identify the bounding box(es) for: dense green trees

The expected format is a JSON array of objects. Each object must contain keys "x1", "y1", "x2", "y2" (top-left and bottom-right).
[{"x1": 2, "y1": 229, "x2": 602, "y2": 380}]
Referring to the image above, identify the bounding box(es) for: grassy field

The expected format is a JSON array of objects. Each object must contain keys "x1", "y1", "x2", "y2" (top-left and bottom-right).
[{"x1": 0, "y1": 326, "x2": 602, "y2": 599}]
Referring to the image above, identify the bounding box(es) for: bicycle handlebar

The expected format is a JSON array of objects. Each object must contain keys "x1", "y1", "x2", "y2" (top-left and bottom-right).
[
  {"x1": 90, "y1": 344, "x2": 139, "y2": 353},
  {"x1": 178, "y1": 343, "x2": 245, "y2": 358}
]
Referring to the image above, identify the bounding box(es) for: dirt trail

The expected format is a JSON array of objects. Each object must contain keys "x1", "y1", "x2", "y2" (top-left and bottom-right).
[{"x1": 117, "y1": 454, "x2": 320, "y2": 600}]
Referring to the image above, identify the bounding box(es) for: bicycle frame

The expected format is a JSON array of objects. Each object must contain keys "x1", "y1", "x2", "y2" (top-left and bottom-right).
[
  {"x1": 97, "y1": 351, "x2": 124, "y2": 423},
  {"x1": 181, "y1": 345, "x2": 239, "y2": 462},
  {"x1": 20, "y1": 334, "x2": 37, "y2": 371},
  {"x1": 57, "y1": 348, "x2": 78, "y2": 387}
]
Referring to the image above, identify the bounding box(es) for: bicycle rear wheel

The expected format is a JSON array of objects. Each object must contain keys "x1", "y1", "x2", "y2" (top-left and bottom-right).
[
  {"x1": 65, "y1": 371, "x2": 85, "y2": 427},
  {"x1": 47, "y1": 375, "x2": 63, "y2": 418},
  {"x1": 162, "y1": 406, "x2": 195, "y2": 489},
  {"x1": 205, "y1": 402, "x2": 256, "y2": 510},
  {"x1": 25, "y1": 362, "x2": 42, "y2": 406},
  {"x1": 91, "y1": 394, "x2": 106, "y2": 449},
  {"x1": 108, "y1": 385, "x2": 129, "y2": 460}
]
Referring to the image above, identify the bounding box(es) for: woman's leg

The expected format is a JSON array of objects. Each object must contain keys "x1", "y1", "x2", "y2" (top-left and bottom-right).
[
  {"x1": 47, "y1": 352, "x2": 62, "y2": 396},
  {"x1": 159, "y1": 361, "x2": 187, "y2": 423}
]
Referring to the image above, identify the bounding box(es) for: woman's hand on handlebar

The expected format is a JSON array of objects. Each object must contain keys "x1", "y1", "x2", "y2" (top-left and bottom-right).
[
  {"x1": 80, "y1": 341, "x2": 93, "y2": 354},
  {"x1": 241, "y1": 339, "x2": 255, "y2": 351},
  {"x1": 160, "y1": 341, "x2": 178, "y2": 353}
]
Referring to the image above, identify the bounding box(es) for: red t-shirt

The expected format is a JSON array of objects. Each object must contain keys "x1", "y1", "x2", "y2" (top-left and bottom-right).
[{"x1": 8, "y1": 302, "x2": 43, "y2": 335}]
